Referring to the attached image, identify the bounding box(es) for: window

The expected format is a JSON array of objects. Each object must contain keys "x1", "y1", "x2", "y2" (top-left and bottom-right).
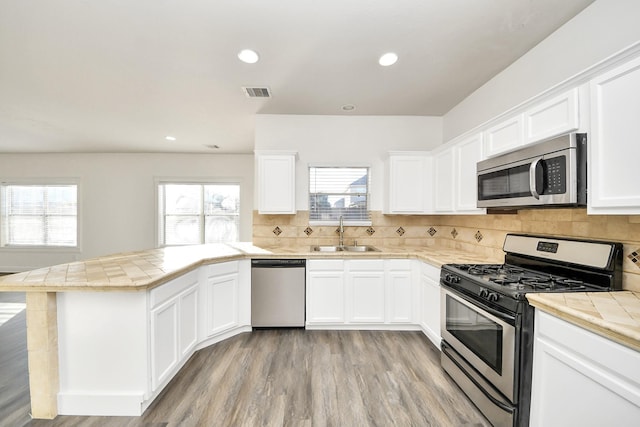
[
  {"x1": 309, "y1": 166, "x2": 370, "y2": 224},
  {"x1": 158, "y1": 182, "x2": 240, "y2": 246},
  {"x1": 1, "y1": 183, "x2": 78, "y2": 247}
]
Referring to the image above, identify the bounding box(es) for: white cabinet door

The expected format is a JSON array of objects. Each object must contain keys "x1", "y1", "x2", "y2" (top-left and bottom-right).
[
  {"x1": 346, "y1": 270, "x2": 385, "y2": 323},
  {"x1": 385, "y1": 152, "x2": 432, "y2": 214},
  {"x1": 454, "y1": 133, "x2": 484, "y2": 213},
  {"x1": 205, "y1": 272, "x2": 239, "y2": 336},
  {"x1": 306, "y1": 260, "x2": 345, "y2": 324},
  {"x1": 178, "y1": 285, "x2": 198, "y2": 358},
  {"x1": 420, "y1": 262, "x2": 441, "y2": 348},
  {"x1": 149, "y1": 271, "x2": 199, "y2": 391},
  {"x1": 150, "y1": 299, "x2": 178, "y2": 390},
  {"x1": 525, "y1": 88, "x2": 579, "y2": 144},
  {"x1": 256, "y1": 152, "x2": 296, "y2": 214},
  {"x1": 483, "y1": 114, "x2": 524, "y2": 158},
  {"x1": 386, "y1": 267, "x2": 413, "y2": 323},
  {"x1": 530, "y1": 311, "x2": 640, "y2": 427},
  {"x1": 346, "y1": 260, "x2": 386, "y2": 323},
  {"x1": 433, "y1": 148, "x2": 454, "y2": 212},
  {"x1": 433, "y1": 133, "x2": 484, "y2": 214},
  {"x1": 589, "y1": 56, "x2": 640, "y2": 214}
]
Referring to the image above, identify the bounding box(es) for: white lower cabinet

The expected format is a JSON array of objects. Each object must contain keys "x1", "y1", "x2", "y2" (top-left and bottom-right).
[
  {"x1": 306, "y1": 258, "x2": 417, "y2": 329},
  {"x1": 419, "y1": 262, "x2": 441, "y2": 348},
  {"x1": 306, "y1": 259, "x2": 345, "y2": 324},
  {"x1": 386, "y1": 259, "x2": 414, "y2": 323},
  {"x1": 203, "y1": 261, "x2": 240, "y2": 336},
  {"x1": 347, "y1": 260, "x2": 385, "y2": 323},
  {"x1": 149, "y1": 270, "x2": 199, "y2": 391},
  {"x1": 530, "y1": 311, "x2": 640, "y2": 427},
  {"x1": 57, "y1": 259, "x2": 251, "y2": 417}
]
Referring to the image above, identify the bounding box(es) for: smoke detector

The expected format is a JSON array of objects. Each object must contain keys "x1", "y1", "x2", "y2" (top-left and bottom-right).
[{"x1": 242, "y1": 87, "x2": 271, "y2": 98}]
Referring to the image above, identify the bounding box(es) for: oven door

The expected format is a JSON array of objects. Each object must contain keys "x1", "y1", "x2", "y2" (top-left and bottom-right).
[
  {"x1": 477, "y1": 147, "x2": 576, "y2": 208},
  {"x1": 441, "y1": 287, "x2": 516, "y2": 401}
]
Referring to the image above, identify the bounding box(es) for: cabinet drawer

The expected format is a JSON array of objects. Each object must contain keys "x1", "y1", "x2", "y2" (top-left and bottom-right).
[
  {"x1": 150, "y1": 270, "x2": 199, "y2": 309},
  {"x1": 207, "y1": 261, "x2": 239, "y2": 277},
  {"x1": 421, "y1": 262, "x2": 440, "y2": 279},
  {"x1": 348, "y1": 259, "x2": 385, "y2": 271},
  {"x1": 386, "y1": 259, "x2": 412, "y2": 270},
  {"x1": 308, "y1": 259, "x2": 344, "y2": 271}
]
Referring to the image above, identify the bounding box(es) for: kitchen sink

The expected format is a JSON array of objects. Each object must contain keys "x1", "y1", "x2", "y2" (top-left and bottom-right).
[
  {"x1": 342, "y1": 245, "x2": 379, "y2": 252},
  {"x1": 310, "y1": 245, "x2": 379, "y2": 252},
  {"x1": 310, "y1": 245, "x2": 344, "y2": 252}
]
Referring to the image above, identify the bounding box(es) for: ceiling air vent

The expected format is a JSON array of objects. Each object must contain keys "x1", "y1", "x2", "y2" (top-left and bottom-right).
[{"x1": 242, "y1": 87, "x2": 271, "y2": 98}]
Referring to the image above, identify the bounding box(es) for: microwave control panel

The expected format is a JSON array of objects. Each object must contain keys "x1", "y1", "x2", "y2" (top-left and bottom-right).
[{"x1": 543, "y1": 155, "x2": 566, "y2": 194}]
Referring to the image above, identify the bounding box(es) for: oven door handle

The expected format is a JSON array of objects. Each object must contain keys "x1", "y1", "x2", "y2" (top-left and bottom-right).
[
  {"x1": 443, "y1": 285, "x2": 516, "y2": 325},
  {"x1": 529, "y1": 156, "x2": 544, "y2": 199}
]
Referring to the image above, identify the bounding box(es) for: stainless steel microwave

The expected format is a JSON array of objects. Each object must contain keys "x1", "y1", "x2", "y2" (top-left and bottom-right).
[{"x1": 477, "y1": 133, "x2": 587, "y2": 209}]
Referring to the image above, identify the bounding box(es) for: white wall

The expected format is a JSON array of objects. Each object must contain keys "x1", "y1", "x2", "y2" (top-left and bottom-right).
[
  {"x1": 0, "y1": 153, "x2": 254, "y2": 271},
  {"x1": 254, "y1": 114, "x2": 443, "y2": 211},
  {"x1": 443, "y1": 0, "x2": 640, "y2": 141}
]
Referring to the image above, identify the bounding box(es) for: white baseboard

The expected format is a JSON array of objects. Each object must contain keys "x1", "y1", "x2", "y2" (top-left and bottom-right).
[
  {"x1": 305, "y1": 323, "x2": 421, "y2": 331},
  {"x1": 421, "y1": 325, "x2": 442, "y2": 350},
  {"x1": 58, "y1": 392, "x2": 145, "y2": 416}
]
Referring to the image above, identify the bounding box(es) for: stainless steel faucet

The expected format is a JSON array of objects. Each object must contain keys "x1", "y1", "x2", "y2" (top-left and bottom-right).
[{"x1": 338, "y1": 215, "x2": 344, "y2": 247}]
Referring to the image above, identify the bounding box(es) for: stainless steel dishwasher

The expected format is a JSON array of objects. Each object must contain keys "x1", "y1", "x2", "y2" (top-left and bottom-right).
[{"x1": 251, "y1": 259, "x2": 306, "y2": 327}]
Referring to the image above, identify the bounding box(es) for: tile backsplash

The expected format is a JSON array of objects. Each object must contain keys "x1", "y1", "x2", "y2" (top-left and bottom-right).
[{"x1": 253, "y1": 208, "x2": 640, "y2": 292}]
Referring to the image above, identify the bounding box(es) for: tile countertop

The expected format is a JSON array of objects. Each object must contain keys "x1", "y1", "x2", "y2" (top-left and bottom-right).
[
  {"x1": 0, "y1": 242, "x2": 500, "y2": 292},
  {"x1": 527, "y1": 292, "x2": 640, "y2": 352}
]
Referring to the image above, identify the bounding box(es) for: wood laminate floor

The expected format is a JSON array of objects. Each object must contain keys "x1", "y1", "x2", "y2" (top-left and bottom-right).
[
  {"x1": 0, "y1": 292, "x2": 31, "y2": 427},
  {"x1": 1, "y1": 294, "x2": 490, "y2": 427}
]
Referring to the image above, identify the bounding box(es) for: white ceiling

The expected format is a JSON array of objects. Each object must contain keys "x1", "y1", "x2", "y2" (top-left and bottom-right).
[{"x1": 0, "y1": 0, "x2": 595, "y2": 154}]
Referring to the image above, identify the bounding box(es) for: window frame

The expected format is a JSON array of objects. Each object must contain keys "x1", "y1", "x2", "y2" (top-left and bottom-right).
[
  {"x1": 0, "y1": 178, "x2": 82, "y2": 251},
  {"x1": 308, "y1": 165, "x2": 372, "y2": 226},
  {"x1": 155, "y1": 178, "x2": 241, "y2": 247}
]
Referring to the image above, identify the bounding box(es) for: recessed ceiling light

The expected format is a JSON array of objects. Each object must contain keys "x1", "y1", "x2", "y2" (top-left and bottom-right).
[
  {"x1": 165, "y1": 136, "x2": 176, "y2": 141},
  {"x1": 378, "y1": 52, "x2": 398, "y2": 66},
  {"x1": 341, "y1": 104, "x2": 356, "y2": 111},
  {"x1": 237, "y1": 49, "x2": 259, "y2": 64}
]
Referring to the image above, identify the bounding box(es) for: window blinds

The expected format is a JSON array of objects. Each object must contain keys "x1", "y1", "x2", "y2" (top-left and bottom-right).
[{"x1": 308, "y1": 167, "x2": 370, "y2": 223}]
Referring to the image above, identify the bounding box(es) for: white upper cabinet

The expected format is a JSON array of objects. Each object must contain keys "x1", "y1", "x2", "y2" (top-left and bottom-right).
[
  {"x1": 433, "y1": 148, "x2": 454, "y2": 212},
  {"x1": 454, "y1": 133, "x2": 484, "y2": 213},
  {"x1": 589, "y1": 56, "x2": 640, "y2": 214},
  {"x1": 524, "y1": 88, "x2": 579, "y2": 144},
  {"x1": 256, "y1": 151, "x2": 297, "y2": 214},
  {"x1": 433, "y1": 133, "x2": 485, "y2": 214},
  {"x1": 483, "y1": 88, "x2": 580, "y2": 158},
  {"x1": 483, "y1": 114, "x2": 524, "y2": 158},
  {"x1": 384, "y1": 152, "x2": 432, "y2": 214}
]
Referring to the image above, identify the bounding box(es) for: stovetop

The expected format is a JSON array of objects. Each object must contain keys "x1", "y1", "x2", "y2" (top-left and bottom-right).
[
  {"x1": 440, "y1": 262, "x2": 612, "y2": 313},
  {"x1": 448, "y1": 263, "x2": 594, "y2": 293}
]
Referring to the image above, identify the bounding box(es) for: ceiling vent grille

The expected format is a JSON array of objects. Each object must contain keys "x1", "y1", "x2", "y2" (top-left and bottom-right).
[{"x1": 242, "y1": 87, "x2": 271, "y2": 98}]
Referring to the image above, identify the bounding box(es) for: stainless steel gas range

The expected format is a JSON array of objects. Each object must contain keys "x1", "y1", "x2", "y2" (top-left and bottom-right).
[{"x1": 440, "y1": 234, "x2": 623, "y2": 427}]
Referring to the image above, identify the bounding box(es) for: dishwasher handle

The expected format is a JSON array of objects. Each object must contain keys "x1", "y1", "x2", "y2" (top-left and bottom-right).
[{"x1": 251, "y1": 259, "x2": 306, "y2": 268}]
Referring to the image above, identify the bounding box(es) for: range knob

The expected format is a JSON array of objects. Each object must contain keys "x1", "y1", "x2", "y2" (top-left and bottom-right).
[
  {"x1": 488, "y1": 292, "x2": 500, "y2": 302},
  {"x1": 479, "y1": 288, "x2": 489, "y2": 298},
  {"x1": 448, "y1": 274, "x2": 460, "y2": 284}
]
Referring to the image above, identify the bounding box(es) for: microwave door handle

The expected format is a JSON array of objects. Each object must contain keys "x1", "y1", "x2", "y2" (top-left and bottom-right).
[{"x1": 529, "y1": 157, "x2": 544, "y2": 199}]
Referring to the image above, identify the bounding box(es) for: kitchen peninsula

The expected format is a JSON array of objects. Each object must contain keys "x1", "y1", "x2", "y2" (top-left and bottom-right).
[{"x1": 0, "y1": 242, "x2": 495, "y2": 419}]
